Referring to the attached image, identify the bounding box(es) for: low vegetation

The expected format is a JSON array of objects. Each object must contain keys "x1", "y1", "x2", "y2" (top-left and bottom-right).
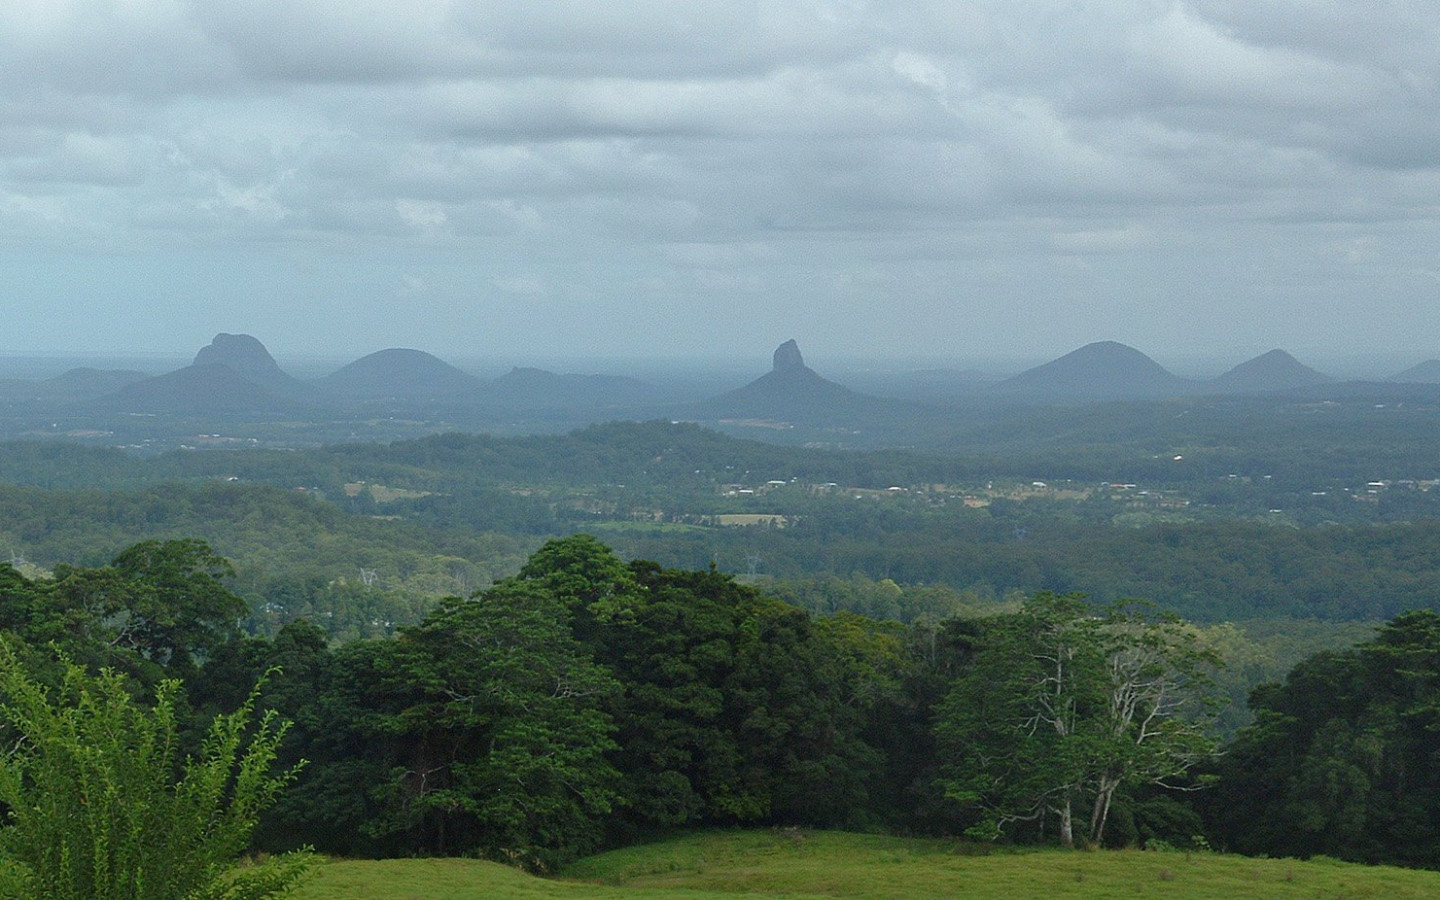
[
  {"x1": 295, "y1": 831, "x2": 1440, "y2": 900},
  {"x1": 0, "y1": 641, "x2": 309, "y2": 899}
]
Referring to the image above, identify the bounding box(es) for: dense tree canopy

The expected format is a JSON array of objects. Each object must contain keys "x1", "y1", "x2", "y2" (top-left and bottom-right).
[
  {"x1": 6, "y1": 531, "x2": 1440, "y2": 873},
  {"x1": 1206, "y1": 611, "x2": 1440, "y2": 866}
]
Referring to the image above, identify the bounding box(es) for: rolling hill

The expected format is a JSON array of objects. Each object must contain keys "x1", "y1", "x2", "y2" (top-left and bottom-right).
[
  {"x1": 993, "y1": 341, "x2": 1194, "y2": 402},
  {"x1": 0, "y1": 367, "x2": 148, "y2": 403},
  {"x1": 95, "y1": 363, "x2": 302, "y2": 416},
  {"x1": 485, "y1": 367, "x2": 667, "y2": 410},
  {"x1": 295, "y1": 830, "x2": 1440, "y2": 900},
  {"x1": 1389, "y1": 359, "x2": 1440, "y2": 384},
  {"x1": 319, "y1": 348, "x2": 484, "y2": 401},
  {"x1": 1211, "y1": 349, "x2": 1329, "y2": 393}
]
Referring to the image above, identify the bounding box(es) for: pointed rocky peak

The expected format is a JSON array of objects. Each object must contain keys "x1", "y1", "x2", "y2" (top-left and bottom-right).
[
  {"x1": 689, "y1": 339, "x2": 873, "y2": 425},
  {"x1": 773, "y1": 339, "x2": 805, "y2": 374},
  {"x1": 193, "y1": 333, "x2": 283, "y2": 382}
]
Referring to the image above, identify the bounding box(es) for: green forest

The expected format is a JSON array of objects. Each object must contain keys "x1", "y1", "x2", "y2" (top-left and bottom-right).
[
  {"x1": 6, "y1": 421, "x2": 1440, "y2": 635},
  {"x1": 4, "y1": 416, "x2": 1440, "y2": 892},
  {"x1": 2, "y1": 534, "x2": 1438, "y2": 882}
]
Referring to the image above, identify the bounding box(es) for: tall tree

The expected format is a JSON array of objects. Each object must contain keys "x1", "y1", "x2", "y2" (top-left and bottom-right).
[
  {"x1": 107, "y1": 539, "x2": 247, "y2": 675},
  {"x1": 1084, "y1": 606, "x2": 1219, "y2": 844},
  {"x1": 936, "y1": 593, "x2": 1218, "y2": 847},
  {"x1": 358, "y1": 581, "x2": 622, "y2": 869}
]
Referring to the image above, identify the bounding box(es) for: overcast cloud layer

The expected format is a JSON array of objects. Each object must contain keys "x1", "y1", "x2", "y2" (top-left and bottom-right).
[{"x1": 3, "y1": 1, "x2": 1438, "y2": 367}]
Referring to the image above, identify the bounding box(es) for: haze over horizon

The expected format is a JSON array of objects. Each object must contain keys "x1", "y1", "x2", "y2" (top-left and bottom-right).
[{"x1": 3, "y1": 3, "x2": 1439, "y2": 365}]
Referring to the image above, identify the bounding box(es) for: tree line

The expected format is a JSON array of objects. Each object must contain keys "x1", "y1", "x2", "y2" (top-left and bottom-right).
[
  {"x1": 12, "y1": 471, "x2": 1440, "y2": 640},
  {"x1": 4, "y1": 536, "x2": 1440, "y2": 874}
]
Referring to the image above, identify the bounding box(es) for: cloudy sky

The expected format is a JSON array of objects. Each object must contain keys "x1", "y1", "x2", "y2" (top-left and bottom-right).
[{"x1": 3, "y1": 1, "x2": 1438, "y2": 369}]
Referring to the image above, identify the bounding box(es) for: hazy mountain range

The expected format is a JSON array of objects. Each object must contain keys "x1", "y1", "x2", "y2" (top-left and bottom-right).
[
  {"x1": 6, "y1": 334, "x2": 1440, "y2": 430},
  {"x1": 992, "y1": 341, "x2": 1333, "y2": 401}
]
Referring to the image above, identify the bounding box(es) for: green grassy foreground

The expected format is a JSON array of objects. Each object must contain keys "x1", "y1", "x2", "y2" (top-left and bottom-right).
[{"x1": 295, "y1": 830, "x2": 1440, "y2": 900}]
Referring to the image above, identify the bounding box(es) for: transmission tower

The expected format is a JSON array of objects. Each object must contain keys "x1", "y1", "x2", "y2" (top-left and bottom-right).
[{"x1": 744, "y1": 552, "x2": 763, "y2": 578}]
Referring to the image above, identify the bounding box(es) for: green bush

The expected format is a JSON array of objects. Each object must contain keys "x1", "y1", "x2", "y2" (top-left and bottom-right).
[{"x1": 0, "y1": 640, "x2": 310, "y2": 899}]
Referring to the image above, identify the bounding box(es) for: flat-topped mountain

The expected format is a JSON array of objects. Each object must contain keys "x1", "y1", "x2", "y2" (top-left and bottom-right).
[
  {"x1": 192, "y1": 333, "x2": 308, "y2": 396},
  {"x1": 1211, "y1": 349, "x2": 1329, "y2": 393},
  {"x1": 320, "y1": 348, "x2": 484, "y2": 401},
  {"x1": 0, "y1": 367, "x2": 149, "y2": 402},
  {"x1": 86, "y1": 334, "x2": 313, "y2": 416},
  {"x1": 844, "y1": 367, "x2": 997, "y2": 405},
  {"x1": 994, "y1": 341, "x2": 1193, "y2": 401},
  {"x1": 485, "y1": 367, "x2": 666, "y2": 409},
  {"x1": 41, "y1": 367, "x2": 151, "y2": 400}
]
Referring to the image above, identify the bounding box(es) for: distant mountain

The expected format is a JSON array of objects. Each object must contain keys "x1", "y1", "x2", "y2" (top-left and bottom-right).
[
  {"x1": 87, "y1": 334, "x2": 320, "y2": 417},
  {"x1": 97, "y1": 364, "x2": 298, "y2": 416},
  {"x1": 1210, "y1": 349, "x2": 1330, "y2": 393},
  {"x1": 993, "y1": 341, "x2": 1193, "y2": 401},
  {"x1": 0, "y1": 368, "x2": 149, "y2": 402},
  {"x1": 319, "y1": 348, "x2": 484, "y2": 401},
  {"x1": 691, "y1": 340, "x2": 904, "y2": 424},
  {"x1": 41, "y1": 367, "x2": 151, "y2": 400},
  {"x1": 846, "y1": 367, "x2": 998, "y2": 405},
  {"x1": 1388, "y1": 360, "x2": 1440, "y2": 384},
  {"x1": 485, "y1": 367, "x2": 667, "y2": 409},
  {"x1": 192, "y1": 333, "x2": 310, "y2": 397}
]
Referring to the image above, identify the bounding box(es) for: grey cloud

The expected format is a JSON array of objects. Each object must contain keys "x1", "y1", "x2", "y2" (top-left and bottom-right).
[
  {"x1": 3, "y1": 1, "x2": 1440, "y2": 360},
  {"x1": 191, "y1": 0, "x2": 870, "y2": 85},
  {"x1": 1192, "y1": 1, "x2": 1440, "y2": 72},
  {"x1": 0, "y1": 1, "x2": 229, "y2": 97},
  {"x1": 4, "y1": 132, "x2": 154, "y2": 186},
  {"x1": 194, "y1": 0, "x2": 479, "y2": 84}
]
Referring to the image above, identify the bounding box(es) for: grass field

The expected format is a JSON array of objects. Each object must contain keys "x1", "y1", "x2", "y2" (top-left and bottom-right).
[
  {"x1": 584, "y1": 521, "x2": 711, "y2": 535},
  {"x1": 293, "y1": 830, "x2": 1440, "y2": 899}
]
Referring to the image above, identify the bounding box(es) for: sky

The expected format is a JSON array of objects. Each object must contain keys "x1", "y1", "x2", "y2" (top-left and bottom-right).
[{"x1": 2, "y1": 1, "x2": 1439, "y2": 370}]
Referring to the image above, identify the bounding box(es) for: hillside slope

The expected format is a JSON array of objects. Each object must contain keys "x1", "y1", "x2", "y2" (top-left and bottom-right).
[
  {"x1": 296, "y1": 830, "x2": 1440, "y2": 899},
  {"x1": 1211, "y1": 349, "x2": 1329, "y2": 393},
  {"x1": 319, "y1": 348, "x2": 484, "y2": 401},
  {"x1": 994, "y1": 341, "x2": 1194, "y2": 401}
]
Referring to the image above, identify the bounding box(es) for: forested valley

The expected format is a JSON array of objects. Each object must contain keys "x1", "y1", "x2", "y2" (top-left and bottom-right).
[
  {"x1": 4, "y1": 414, "x2": 1440, "y2": 882},
  {"x1": 3, "y1": 533, "x2": 1438, "y2": 875}
]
